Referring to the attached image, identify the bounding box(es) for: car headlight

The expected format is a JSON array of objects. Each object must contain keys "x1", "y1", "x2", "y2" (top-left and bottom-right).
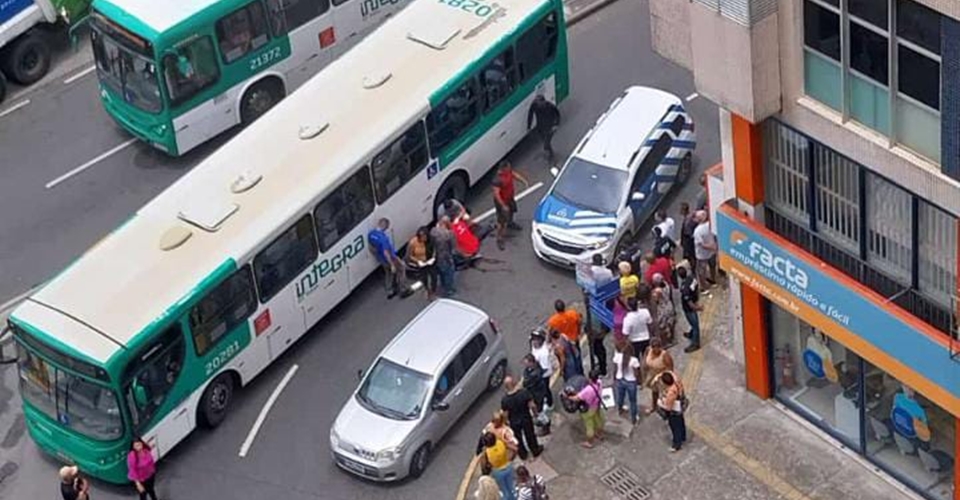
[
  {"x1": 376, "y1": 446, "x2": 403, "y2": 463},
  {"x1": 329, "y1": 429, "x2": 340, "y2": 450}
]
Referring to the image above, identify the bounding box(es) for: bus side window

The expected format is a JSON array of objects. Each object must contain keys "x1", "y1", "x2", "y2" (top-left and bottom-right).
[
  {"x1": 277, "y1": 0, "x2": 330, "y2": 31},
  {"x1": 163, "y1": 36, "x2": 220, "y2": 107},
  {"x1": 123, "y1": 324, "x2": 186, "y2": 432},
  {"x1": 253, "y1": 215, "x2": 319, "y2": 301},
  {"x1": 216, "y1": 1, "x2": 271, "y2": 64},
  {"x1": 189, "y1": 265, "x2": 258, "y2": 356},
  {"x1": 480, "y1": 47, "x2": 517, "y2": 112},
  {"x1": 264, "y1": 0, "x2": 288, "y2": 36},
  {"x1": 426, "y1": 78, "x2": 480, "y2": 155},
  {"x1": 314, "y1": 167, "x2": 375, "y2": 252},
  {"x1": 516, "y1": 12, "x2": 558, "y2": 83},
  {"x1": 371, "y1": 121, "x2": 429, "y2": 203}
]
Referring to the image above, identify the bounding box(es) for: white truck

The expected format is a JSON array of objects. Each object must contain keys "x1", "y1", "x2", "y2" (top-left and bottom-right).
[{"x1": 0, "y1": 0, "x2": 88, "y2": 102}]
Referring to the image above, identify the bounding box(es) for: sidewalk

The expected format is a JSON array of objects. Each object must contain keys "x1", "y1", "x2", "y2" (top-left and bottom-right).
[{"x1": 463, "y1": 286, "x2": 921, "y2": 500}]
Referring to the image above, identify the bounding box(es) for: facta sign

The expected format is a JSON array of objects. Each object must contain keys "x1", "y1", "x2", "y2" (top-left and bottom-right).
[
  {"x1": 726, "y1": 229, "x2": 816, "y2": 309},
  {"x1": 746, "y1": 240, "x2": 809, "y2": 289}
]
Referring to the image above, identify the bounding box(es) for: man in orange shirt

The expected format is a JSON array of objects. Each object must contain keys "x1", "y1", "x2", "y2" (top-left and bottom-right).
[{"x1": 547, "y1": 299, "x2": 582, "y2": 344}]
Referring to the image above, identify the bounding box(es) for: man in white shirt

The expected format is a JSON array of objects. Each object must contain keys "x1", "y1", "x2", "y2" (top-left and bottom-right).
[
  {"x1": 654, "y1": 209, "x2": 677, "y2": 242},
  {"x1": 529, "y1": 329, "x2": 554, "y2": 410},
  {"x1": 621, "y1": 297, "x2": 653, "y2": 357},
  {"x1": 693, "y1": 210, "x2": 717, "y2": 287},
  {"x1": 590, "y1": 253, "x2": 615, "y2": 286}
]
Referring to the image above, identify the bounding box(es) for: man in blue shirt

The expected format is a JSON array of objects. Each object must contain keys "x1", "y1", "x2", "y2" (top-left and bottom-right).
[{"x1": 368, "y1": 218, "x2": 413, "y2": 299}]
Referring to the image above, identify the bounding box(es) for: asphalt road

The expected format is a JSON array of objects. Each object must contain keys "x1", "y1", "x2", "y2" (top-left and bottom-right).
[{"x1": 0, "y1": 0, "x2": 720, "y2": 498}]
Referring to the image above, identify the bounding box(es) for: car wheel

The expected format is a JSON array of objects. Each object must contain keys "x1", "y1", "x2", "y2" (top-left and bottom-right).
[
  {"x1": 486, "y1": 360, "x2": 506, "y2": 391},
  {"x1": 434, "y1": 173, "x2": 467, "y2": 221},
  {"x1": 199, "y1": 373, "x2": 235, "y2": 428},
  {"x1": 241, "y1": 79, "x2": 284, "y2": 126},
  {"x1": 677, "y1": 152, "x2": 693, "y2": 185},
  {"x1": 409, "y1": 443, "x2": 431, "y2": 478},
  {"x1": 2, "y1": 34, "x2": 51, "y2": 85}
]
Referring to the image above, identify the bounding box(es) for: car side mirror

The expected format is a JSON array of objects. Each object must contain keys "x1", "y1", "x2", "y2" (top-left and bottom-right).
[
  {"x1": 431, "y1": 401, "x2": 450, "y2": 412},
  {"x1": 631, "y1": 191, "x2": 645, "y2": 201},
  {"x1": 549, "y1": 167, "x2": 559, "y2": 177}
]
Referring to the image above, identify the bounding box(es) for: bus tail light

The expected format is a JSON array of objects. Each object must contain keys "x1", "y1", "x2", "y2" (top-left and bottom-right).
[
  {"x1": 254, "y1": 310, "x2": 272, "y2": 336},
  {"x1": 320, "y1": 28, "x2": 336, "y2": 49}
]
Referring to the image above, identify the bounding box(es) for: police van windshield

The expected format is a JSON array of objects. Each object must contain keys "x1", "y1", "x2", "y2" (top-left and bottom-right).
[{"x1": 552, "y1": 157, "x2": 627, "y2": 214}]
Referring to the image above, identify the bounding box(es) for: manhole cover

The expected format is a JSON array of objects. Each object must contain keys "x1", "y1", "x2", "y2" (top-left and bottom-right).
[{"x1": 600, "y1": 464, "x2": 650, "y2": 500}]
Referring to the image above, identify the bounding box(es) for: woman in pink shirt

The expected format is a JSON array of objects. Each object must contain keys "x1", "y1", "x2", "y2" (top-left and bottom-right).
[
  {"x1": 568, "y1": 370, "x2": 606, "y2": 448},
  {"x1": 127, "y1": 437, "x2": 158, "y2": 500}
]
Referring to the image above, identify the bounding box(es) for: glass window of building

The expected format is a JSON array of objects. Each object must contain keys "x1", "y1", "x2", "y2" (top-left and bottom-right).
[
  {"x1": 865, "y1": 174, "x2": 913, "y2": 285},
  {"x1": 918, "y1": 202, "x2": 957, "y2": 308},
  {"x1": 803, "y1": 0, "x2": 842, "y2": 110},
  {"x1": 814, "y1": 147, "x2": 860, "y2": 253},
  {"x1": 764, "y1": 121, "x2": 811, "y2": 224}
]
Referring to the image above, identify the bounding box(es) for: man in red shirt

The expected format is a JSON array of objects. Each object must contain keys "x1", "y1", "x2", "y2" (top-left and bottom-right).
[
  {"x1": 496, "y1": 161, "x2": 530, "y2": 231},
  {"x1": 452, "y1": 217, "x2": 481, "y2": 258},
  {"x1": 644, "y1": 251, "x2": 674, "y2": 286}
]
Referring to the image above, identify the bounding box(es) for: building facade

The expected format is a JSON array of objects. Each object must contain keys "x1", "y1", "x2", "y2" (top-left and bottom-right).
[{"x1": 651, "y1": 1, "x2": 960, "y2": 498}]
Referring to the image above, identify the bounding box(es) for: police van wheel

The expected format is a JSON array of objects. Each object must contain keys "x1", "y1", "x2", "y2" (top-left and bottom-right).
[
  {"x1": 677, "y1": 153, "x2": 693, "y2": 185},
  {"x1": 199, "y1": 373, "x2": 235, "y2": 429}
]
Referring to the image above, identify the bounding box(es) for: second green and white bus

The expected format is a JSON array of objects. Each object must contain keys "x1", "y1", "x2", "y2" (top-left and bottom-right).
[
  {"x1": 89, "y1": 0, "x2": 413, "y2": 156},
  {"x1": 10, "y1": 0, "x2": 569, "y2": 484}
]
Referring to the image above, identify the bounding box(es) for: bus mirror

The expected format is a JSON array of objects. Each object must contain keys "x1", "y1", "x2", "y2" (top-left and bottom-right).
[
  {"x1": 132, "y1": 381, "x2": 148, "y2": 408},
  {"x1": 549, "y1": 167, "x2": 559, "y2": 177}
]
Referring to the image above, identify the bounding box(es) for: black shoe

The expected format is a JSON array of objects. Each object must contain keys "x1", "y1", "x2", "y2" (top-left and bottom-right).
[
  {"x1": 399, "y1": 288, "x2": 415, "y2": 299},
  {"x1": 682, "y1": 331, "x2": 692, "y2": 339},
  {"x1": 684, "y1": 344, "x2": 700, "y2": 353},
  {"x1": 507, "y1": 222, "x2": 523, "y2": 231},
  {"x1": 387, "y1": 291, "x2": 397, "y2": 299}
]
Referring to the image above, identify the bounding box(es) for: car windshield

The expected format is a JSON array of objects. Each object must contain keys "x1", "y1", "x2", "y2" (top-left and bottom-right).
[
  {"x1": 17, "y1": 345, "x2": 123, "y2": 441},
  {"x1": 552, "y1": 157, "x2": 628, "y2": 214},
  {"x1": 91, "y1": 21, "x2": 162, "y2": 113},
  {"x1": 356, "y1": 358, "x2": 431, "y2": 421}
]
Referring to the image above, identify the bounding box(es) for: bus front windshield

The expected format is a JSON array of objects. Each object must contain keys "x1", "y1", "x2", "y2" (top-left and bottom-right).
[
  {"x1": 17, "y1": 345, "x2": 123, "y2": 441},
  {"x1": 90, "y1": 21, "x2": 162, "y2": 113}
]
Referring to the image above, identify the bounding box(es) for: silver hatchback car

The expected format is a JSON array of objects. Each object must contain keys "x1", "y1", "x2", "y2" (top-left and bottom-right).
[{"x1": 330, "y1": 299, "x2": 508, "y2": 481}]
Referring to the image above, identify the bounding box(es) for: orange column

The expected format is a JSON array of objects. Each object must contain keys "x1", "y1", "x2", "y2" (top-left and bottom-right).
[{"x1": 731, "y1": 113, "x2": 771, "y2": 398}]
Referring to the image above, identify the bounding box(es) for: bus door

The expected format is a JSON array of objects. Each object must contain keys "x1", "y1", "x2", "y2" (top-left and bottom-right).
[
  {"x1": 369, "y1": 121, "x2": 435, "y2": 243},
  {"x1": 330, "y1": 0, "x2": 405, "y2": 57},
  {"x1": 272, "y1": 0, "x2": 337, "y2": 90}
]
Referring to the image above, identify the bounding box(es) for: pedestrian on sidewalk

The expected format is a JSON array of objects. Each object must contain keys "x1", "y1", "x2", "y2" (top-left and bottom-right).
[
  {"x1": 643, "y1": 252, "x2": 674, "y2": 287},
  {"x1": 431, "y1": 216, "x2": 457, "y2": 297},
  {"x1": 568, "y1": 369, "x2": 605, "y2": 449},
  {"x1": 406, "y1": 226, "x2": 438, "y2": 300},
  {"x1": 612, "y1": 338, "x2": 641, "y2": 424},
  {"x1": 501, "y1": 376, "x2": 543, "y2": 461},
  {"x1": 622, "y1": 297, "x2": 653, "y2": 361},
  {"x1": 693, "y1": 210, "x2": 718, "y2": 288},
  {"x1": 127, "y1": 437, "x2": 158, "y2": 500},
  {"x1": 677, "y1": 266, "x2": 702, "y2": 353},
  {"x1": 529, "y1": 330, "x2": 554, "y2": 410},
  {"x1": 679, "y1": 202, "x2": 696, "y2": 265},
  {"x1": 481, "y1": 432, "x2": 518, "y2": 500},
  {"x1": 643, "y1": 338, "x2": 674, "y2": 415},
  {"x1": 695, "y1": 173, "x2": 708, "y2": 211},
  {"x1": 521, "y1": 353, "x2": 551, "y2": 435},
  {"x1": 588, "y1": 322, "x2": 609, "y2": 378},
  {"x1": 550, "y1": 329, "x2": 583, "y2": 382},
  {"x1": 59, "y1": 465, "x2": 90, "y2": 500},
  {"x1": 368, "y1": 218, "x2": 414, "y2": 299},
  {"x1": 481, "y1": 410, "x2": 519, "y2": 449},
  {"x1": 547, "y1": 299, "x2": 582, "y2": 344},
  {"x1": 651, "y1": 277, "x2": 677, "y2": 346},
  {"x1": 655, "y1": 371, "x2": 688, "y2": 452},
  {"x1": 617, "y1": 261, "x2": 639, "y2": 306},
  {"x1": 515, "y1": 465, "x2": 549, "y2": 500},
  {"x1": 527, "y1": 94, "x2": 561, "y2": 165},
  {"x1": 652, "y1": 226, "x2": 677, "y2": 260},
  {"x1": 497, "y1": 161, "x2": 530, "y2": 230},
  {"x1": 475, "y1": 475, "x2": 502, "y2": 500}
]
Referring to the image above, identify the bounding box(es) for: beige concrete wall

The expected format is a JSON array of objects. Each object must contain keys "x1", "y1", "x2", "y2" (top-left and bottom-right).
[{"x1": 649, "y1": 0, "x2": 693, "y2": 70}]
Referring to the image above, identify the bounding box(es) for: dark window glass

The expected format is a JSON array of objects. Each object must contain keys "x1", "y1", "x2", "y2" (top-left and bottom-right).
[
  {"x1": 849, "y1": 0, "x2": 888, "y2": 29},
  {"x1": 253, "y1": 216, "x2": 318, "y2": 301},
  {"x1": 275, "y1": 0, "x2": 330, "y2": 31},
  {"x1": 803, "y1": 0, "x2": 841, "y2": 61},
  {"x1": 669, "y1": 115, "x2": 685, "y2": 136},
  {"x1": 434, "y1": 357, "x2": 465, "y2": 401},
  {"x1": 460, "y1": 334, "x2": 488, "y2": 371},
  {"x1": 516, "y1": 12, "x2": 558, "y2": 82},
  {"x1": 314, "y1": 168, "x2": 375, "y2": 252},
  {"x1": 162, "y1": 36, "x2": 220, "y2": 107},
  {"x1": 635, "y1": 134, "x2": 672, "y2": 188},
  {"x1": 480, "y1": 48, "x2": 518, "y2": 112},
  {"x1": 898, "y1": 45, "x2": 940, "y2": 109},
  {"x1": 332, "y1": 0, "x2": 350, "y2": 5},
  {"x1": 216, "y1": 2, "x2": 271, "y2": 64},
  {"x1": 427, "y1": 78, "x2": 481, "y2": 154},
  {"x1": 372, "y1": 121, "x2": 430, "y2": 202},
  {"x1": 850, "y1": 22, "x2": 889, "y2": 84},
  {"x1": 897, "y1": 0, "x2": 941, "y2": 54},
  {"x1": 123, "y1": 325, "x2": 185, "y2": 432},
  {"x1": 189, "y1": 266, "x2": 257, "y2": 355}
]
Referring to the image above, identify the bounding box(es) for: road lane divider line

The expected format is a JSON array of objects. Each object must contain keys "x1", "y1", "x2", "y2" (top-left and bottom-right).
[
  {"x1": 474, "y1": 181, "x2": 544, "y2": 223},
  {"x1": 63, "y1": 65, "x2": 96, "y2": 85},
  {"x1": 239, "y1": 363, "x2": 299, "y2": 458},
  {"x1": 0, "y1": 99, "x2": 30, "y2": 119},
  {"x1": 45, "y1": 138, "x2": 138, "y2": 189},
  {"x1": 685, "y1": 92, "x2": 699, "y2": 102}
]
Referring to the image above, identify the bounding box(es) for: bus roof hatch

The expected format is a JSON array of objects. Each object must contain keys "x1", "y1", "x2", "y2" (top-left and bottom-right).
[
  {"x1": 177, "y1": 197, "x2": 239, "y2": 232},
  {"x1": 407, "y1": 23, "x2": 461, "y2": 50}
]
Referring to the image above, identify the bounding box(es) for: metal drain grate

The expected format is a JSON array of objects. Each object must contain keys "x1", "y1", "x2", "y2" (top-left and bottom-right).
[{"x1": 600, "y1": 464, "x2": 650, "y2": 500}]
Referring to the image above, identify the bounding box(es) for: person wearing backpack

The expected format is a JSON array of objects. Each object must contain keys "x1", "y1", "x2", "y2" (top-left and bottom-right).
[
  {"x1": 567, "y1": 369, "x2": 605, "y2": 448},
  {"x1": 515, "y1": 464, "x2": 548, "y2": 500},
  {"x1": 656, "y1": 371, "x2": 688, "y2": 452}
]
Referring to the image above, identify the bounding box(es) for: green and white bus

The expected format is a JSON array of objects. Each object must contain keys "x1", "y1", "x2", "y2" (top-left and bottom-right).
[
  {"x1": 10, "y1": 0, "x2": 569, "y2": 484},
  {"x1": 89, "y1": 0, "x2": 413, "y2": 156}
]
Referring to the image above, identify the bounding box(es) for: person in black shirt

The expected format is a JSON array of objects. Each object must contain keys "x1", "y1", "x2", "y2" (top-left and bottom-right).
[
  {"x1": 501, "y1": 375, "x2": 543, "y2": 460},
  {"x1": 521, "y1": 354, "x2": 551, "y2": 435},
  {"x1": 59, "y1": 466, "x2": 90, "y2": 500},
  {"x1": 653, "y1": 226, "x2": 677, "y2": 259},
  {"x1": 527, "y1": 95, "x2": 561, "y2": 164},
  {"x1": 678, "y1": 266, "x2": 702, "y2": 353},
  {"x1": 679, "y1": 202, "x2": 697, "y2": 264}
]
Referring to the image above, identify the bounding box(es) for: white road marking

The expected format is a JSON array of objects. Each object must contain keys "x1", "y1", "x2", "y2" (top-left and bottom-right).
[
  {"x1": 45, "y1": 138, "x2": 138, "y2": 189},
  {"x1": 0, "y1": 99, "x2": 30, "y2": 119},
  {"x1": 475, "y1": 181, "x2": 544, "y2": 223},
  {"x1": 63, "y1": 65, "x2": 96, "y2": 85},
  {"x1": 685, "y1": 92, "x2": 699, "y2": 102},
  {"x1": 239, "y1": 364, "x2": 299, "y2": 458}
]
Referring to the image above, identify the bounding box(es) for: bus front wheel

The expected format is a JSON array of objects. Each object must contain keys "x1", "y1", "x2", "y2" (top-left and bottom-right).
[
  {"x1": 199, "y1": 373, "x2": 235, "y2": 428},
  {"x1": 1, "y1": 33, "x2": 51, "y2": 85},
  {"x1": 434, "y1": 173, "x2": 467, "y2": 221},
  {"x1": 240, "y1": 79, "x2": 284, "y2": 126}
]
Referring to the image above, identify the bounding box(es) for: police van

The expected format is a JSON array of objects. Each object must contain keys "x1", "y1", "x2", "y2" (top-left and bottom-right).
[{"x1": 531, "y1": 86, "x2": 696, "y2": 267}]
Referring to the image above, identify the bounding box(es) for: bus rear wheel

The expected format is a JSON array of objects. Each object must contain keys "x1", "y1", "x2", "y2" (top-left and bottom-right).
[
  {"x1": 240, "y1": 80, "x2": 284, "y2": 126},
  {"x1": 199, "y1": 373, "x2": 235, "y2": 429},
  {"x1": 2, "y1": 33, "x2": 51, "y2": 85}
]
